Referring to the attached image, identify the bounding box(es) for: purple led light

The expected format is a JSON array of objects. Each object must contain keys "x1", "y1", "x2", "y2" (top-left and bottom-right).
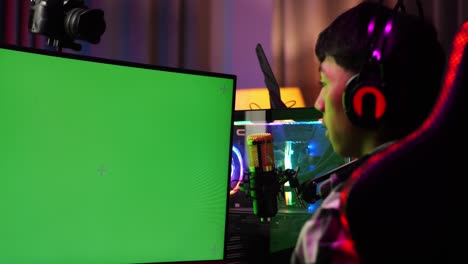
[
  {"x1": 372, "y1": 50, "x2": 382, "y2": 61},
  {"x1": 368, "y1": 19, "x2": 376, "y2": 35},
  {"x1": 384, "y1": 20, "x2": 393, "y2": 35},
  {"x1": 231, "y1": 146, "x2": 244, "y2": 182}
]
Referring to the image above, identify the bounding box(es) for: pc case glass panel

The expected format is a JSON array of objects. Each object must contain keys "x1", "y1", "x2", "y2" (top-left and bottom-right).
[{"x1": 229, "y1": 108, "x2": 348, "y2": 210}]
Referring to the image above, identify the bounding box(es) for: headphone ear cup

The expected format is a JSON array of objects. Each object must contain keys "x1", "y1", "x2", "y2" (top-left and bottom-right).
[
  {"x1": 343, "y1": 74, "x2": 360, "y2": 116},
  {"x1": 343, "y1": 74, "x2": 388, "y2": 128}
]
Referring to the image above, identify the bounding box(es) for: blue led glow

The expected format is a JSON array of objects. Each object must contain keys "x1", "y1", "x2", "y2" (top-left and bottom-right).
[
  {"x1": 308, "y1": 141, "x2": 318, "y2": 156},
  {"x1": 307, "y1": 203, "x2": 318, "y2": 214}
]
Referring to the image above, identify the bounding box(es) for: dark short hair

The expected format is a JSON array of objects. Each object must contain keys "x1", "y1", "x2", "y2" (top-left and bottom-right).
[{"x1": 316, "y1": 1, "x2": 446, "y2": 139}]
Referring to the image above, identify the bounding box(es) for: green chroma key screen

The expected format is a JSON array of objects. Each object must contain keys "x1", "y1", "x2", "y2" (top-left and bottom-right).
[{"x1": 0, "y1": 44, "x2": 236, "y2": 264}]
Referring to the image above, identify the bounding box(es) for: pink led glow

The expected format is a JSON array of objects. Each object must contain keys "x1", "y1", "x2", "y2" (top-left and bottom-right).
[
  {"x1": 372, "y1": 50, "x2": 381, "y2": 61},
  {"x1": 368, "y1": 19, "x2": 376, "y2": 35},
  {"x1": 384, "y1": 20, "x2": 393, "y2": 35}
]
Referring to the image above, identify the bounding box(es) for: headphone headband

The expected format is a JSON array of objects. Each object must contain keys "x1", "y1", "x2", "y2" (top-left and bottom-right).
[{"x1": 342, "y1": 3, "x2": 397, "y2": 128}]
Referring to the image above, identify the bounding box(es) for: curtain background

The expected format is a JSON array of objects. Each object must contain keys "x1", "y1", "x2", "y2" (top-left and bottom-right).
[
  {"x1": 272, "y1": 0, "x2": 468, "y2": 105},
  {"x1": 2, "y1": 0, "x2": 467, "y2": 107}
]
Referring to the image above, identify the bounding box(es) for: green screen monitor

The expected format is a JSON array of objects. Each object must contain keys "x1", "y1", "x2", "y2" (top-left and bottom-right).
[{"x1": 0, "y1": 44, "x2": 236, "y2": 264}]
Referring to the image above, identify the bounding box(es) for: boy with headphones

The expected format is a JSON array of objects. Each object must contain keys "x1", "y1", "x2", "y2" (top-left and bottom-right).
[{"x1": 291, "y1": 1, "x2": 445, "y2": 263}]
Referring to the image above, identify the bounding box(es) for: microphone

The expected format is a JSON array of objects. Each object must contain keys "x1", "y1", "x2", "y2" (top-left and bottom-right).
[{"x1": 246, "y1": 133, "x2": 280, "y2": 222}]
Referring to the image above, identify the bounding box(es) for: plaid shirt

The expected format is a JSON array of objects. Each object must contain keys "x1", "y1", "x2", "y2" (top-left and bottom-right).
[
  {"x1": 290, "y1": 179, "x2": 359, "y2": 264},
  {"x1": 291, "y1": 142, "x2": 395, "y2": 264}
]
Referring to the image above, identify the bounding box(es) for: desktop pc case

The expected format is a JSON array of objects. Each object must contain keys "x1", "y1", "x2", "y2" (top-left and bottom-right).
[
  {"x1": 226, "y1": 107, "x2": 348, "y2": 263},
  {"x1": 229, "y1": 107, "x2": 347, "y2": 210}
]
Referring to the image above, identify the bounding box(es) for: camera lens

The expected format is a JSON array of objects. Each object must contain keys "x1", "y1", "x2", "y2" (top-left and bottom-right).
[{"x1": 64, "y1": 8, "x2": 106, "y2": 44}]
